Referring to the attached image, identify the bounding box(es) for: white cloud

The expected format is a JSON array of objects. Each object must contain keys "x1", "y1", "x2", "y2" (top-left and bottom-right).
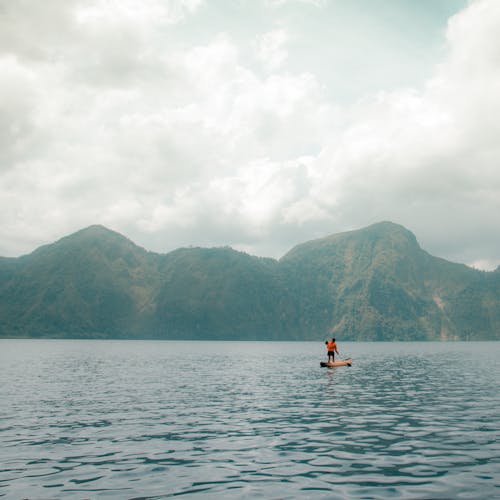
[
  {"x1": 292, "y1": 0, "x2": 500, "y2": 268},
  {"x1": 254, "y1": 29, "x2": 289, "y2": 71},
  {"x1": 0, "y1": 0, "x2": 80, "y2": 59},
  {"x1": 0, "y1": 0, "x2": 332, "y2": 255},
  {"x1": 0, "y1": 0, "x2": 499, "y2": 271},
  {"x1": 0, "y1": 56, "x2": 41, "y2": 167},
  {"x1": 265, "y1": 0, "x2": 326, "y2": 7}
]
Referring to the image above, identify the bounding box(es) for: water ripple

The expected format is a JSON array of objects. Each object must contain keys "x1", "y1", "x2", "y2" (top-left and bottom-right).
[{"x1": 0, "y1": 340, "x2": 499, "y2": 499}]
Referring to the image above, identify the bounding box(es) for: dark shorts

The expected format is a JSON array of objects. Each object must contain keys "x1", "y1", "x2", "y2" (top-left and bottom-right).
[{"x1": 327, "y1": 351, "x2": 335, "y2": 356}]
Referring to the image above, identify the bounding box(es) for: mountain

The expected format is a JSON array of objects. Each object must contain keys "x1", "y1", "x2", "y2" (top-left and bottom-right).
[
  {"x1": 1, "y1": 222, "x2": 499, "y2": 340},
  {"x1": 151, "y1": 247, "x2": 298, "y2": 339},
  {"x1": 0, "y1": 226, "x2": 161, "y2": 338},
  {"x1": 281, "y1": 222, "x2": 500, "y2": 340}
]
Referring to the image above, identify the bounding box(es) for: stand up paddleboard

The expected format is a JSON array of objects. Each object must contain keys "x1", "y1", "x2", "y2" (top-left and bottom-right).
[{"x1": 320, "y1": 359, "x2": 352, "y2": 368}]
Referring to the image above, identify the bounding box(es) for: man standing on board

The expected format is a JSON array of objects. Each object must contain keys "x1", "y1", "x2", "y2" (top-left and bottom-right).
[{"x1": 325, "y1": 338, "x2": 339, "y2": 363}]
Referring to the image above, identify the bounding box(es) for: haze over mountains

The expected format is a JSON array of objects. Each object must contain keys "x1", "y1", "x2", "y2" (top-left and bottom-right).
[{"x1": 1, "y1": 222, "x2": 499, "y2": 341}]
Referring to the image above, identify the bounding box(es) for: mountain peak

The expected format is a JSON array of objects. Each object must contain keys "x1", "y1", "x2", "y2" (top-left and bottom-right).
[
  {"x1": 357, "y1": 221, "x2": 419, "y2": 246},
  {"x1": 365, "y1": 220, "x2": 410, "y2": 232},
  {"x1": 73, "y1": 224, "x2": 122, "y2": 238},
  {"x1": 27, "y1": 224, "x2": 146, "y2": 262},
  {"x1": 80, "y1": 223, "x2": 110, "y2": 232},
  {"x1": 281, "y1": 221, "x2": 420, "y2": 262},
  {"x1": 62, "y1": 224, "x2": 138, "y2": 245}
]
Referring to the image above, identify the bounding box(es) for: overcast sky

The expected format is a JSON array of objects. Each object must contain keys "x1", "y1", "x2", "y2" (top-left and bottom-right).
[{"x1": 1, "y1": 0, "x2": 499, "y2": 269}]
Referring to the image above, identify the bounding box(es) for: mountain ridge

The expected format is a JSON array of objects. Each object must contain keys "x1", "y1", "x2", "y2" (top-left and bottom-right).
[{"x1": 1, "y1": 221, "x2": 499, "y2": 340}]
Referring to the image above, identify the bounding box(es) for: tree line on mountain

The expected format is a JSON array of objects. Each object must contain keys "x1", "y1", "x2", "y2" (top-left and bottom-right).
[{"x1": 1, "y1": 221, "x2": 499, "y2": 340}]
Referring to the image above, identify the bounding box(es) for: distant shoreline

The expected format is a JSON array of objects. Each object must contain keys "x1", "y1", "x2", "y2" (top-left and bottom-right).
[{"x1": 1, "y1": 337, "x2": 498, "y2": 342}]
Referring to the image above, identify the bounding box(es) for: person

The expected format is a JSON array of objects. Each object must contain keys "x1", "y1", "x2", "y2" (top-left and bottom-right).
[{"x1": 325, "y1": 338, "x2": 339, "y2": 363}]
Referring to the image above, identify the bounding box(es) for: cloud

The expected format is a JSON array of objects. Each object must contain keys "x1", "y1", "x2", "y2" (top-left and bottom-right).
[
  {"x1": 0, "y1": 0, "x2": 499, "y2": 271},
  {"x1": 0, "y1": 56, "x2": 41, "y2": 167},
  {"x1": 0, "y1": 0, "x2": 332, "y2": 256},
  {"x1": 265, "y1": 0, "x2": 326, "y2": 7},
  {"x1": 285, "y1": 0, "x2": 500, "y2": 269},
  {"x1": 254, "y1": 29, "x2": 289, "y2": 71},
  {"x1": 0, "y1": 0, "x2": 80, "y2": 60}
]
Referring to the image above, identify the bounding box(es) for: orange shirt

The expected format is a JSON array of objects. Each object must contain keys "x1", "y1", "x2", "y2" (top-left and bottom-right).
[{"x1": 327, "y1": 341, "x2": 336, "y2": 352}]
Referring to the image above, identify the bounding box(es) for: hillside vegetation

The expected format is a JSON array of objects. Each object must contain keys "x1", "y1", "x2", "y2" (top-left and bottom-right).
[{"x1": 1, "y1": 222, "x2": 499, "y2": 340}]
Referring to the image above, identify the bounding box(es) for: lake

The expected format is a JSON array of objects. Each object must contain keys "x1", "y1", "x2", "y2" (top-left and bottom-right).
[{"x1": 1, "y1": 340, "x2": 499, "y2": 499}]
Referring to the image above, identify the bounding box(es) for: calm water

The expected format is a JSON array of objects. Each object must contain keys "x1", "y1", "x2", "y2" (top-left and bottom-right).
[{"x1": 1, "y1": 340, "x2": 499, "y2": 499}]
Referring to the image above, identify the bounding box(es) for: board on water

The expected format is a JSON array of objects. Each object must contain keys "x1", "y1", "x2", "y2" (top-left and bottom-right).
[{"x1": 320, "y1": 359, "x2": 352, "y2": 368}]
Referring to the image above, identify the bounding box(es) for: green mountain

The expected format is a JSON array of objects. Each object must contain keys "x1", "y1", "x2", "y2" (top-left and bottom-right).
[
  {"x1": 280, "y1": 222, "x2": 500, "y2": 340},
  {"x1": 0, "y1": 226, "x2": 161, "y2": 338},
  {"x1": 1, "y1": 222, "x2": 499, "y2": 340}
]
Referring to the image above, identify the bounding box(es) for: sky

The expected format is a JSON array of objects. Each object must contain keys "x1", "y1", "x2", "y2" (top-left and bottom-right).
[{"x1": 1, "y1": 0, "x2": 499, "y2": 270}]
